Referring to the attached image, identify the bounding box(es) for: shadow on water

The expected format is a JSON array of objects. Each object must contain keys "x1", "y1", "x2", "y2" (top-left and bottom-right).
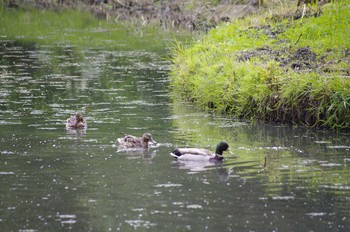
[{"x1": 1, "y1": 35, "x2": 350, "y2": 231}]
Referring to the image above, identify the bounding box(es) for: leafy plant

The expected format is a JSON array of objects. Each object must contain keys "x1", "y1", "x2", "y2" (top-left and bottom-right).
[{"x1": 170, "y1": 0, "x2": 350, "y2": 130}]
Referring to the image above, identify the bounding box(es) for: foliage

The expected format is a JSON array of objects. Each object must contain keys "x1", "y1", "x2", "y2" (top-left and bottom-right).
[{"x1": 170, "y1": 0, "x2": 350, "y2": 130}]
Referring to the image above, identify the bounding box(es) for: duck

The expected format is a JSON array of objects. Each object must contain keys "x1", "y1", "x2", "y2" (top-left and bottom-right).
[
  {"x1": 117, "y1": 133, "x2": 157, "y2": 149},
  {"x1": 170, "y1": 141, "x2": 232, "y2": 161},
  {"x1": 66, "y1": 112, "x2": 87, "y2": 129}
]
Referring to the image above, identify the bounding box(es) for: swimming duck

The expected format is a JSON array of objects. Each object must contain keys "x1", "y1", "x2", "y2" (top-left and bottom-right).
[
  {"x1": 170, "y1": 141, "x2": 231, "y2": 161},
  {"x1": 117, "y1": 133, "x2": 156, "y2": 149},
  {"x1": 66, "y1": 113, "x2": 87, "y2": 129}
]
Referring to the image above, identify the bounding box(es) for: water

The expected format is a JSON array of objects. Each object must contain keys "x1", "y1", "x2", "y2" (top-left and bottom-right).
[{"x1": 1, "y1": 38, "x2": 350, "y2": 232}]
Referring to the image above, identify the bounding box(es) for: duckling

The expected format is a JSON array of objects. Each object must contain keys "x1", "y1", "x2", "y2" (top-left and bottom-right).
[
  {"x1": 170, "y1": 141, "x2": 231, "y2": 161},
  {"x1": 117, "y1": 133, "x2": 156, "y2": 149},
  {"x1": 66, "y1": 113, "x2": 87, "y2": 129}
]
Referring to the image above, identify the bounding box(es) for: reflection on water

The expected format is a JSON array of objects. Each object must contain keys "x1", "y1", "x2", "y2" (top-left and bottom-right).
[
  {"x1": 1, "y1": 40, "x2": 350, "y2": 231},
  {"x1": 117, "y1": 148, "x2": 158, "y2": 160}
]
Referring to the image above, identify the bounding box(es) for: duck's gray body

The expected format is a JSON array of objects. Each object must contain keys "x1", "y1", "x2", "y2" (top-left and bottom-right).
[{"x1": 170, "y1": 142, "x2": 230, "y2": 161}]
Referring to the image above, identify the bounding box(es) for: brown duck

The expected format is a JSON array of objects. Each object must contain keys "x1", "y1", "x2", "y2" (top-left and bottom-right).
[
  {"x1": 66, "y1": 113, "x2": 87, "y2": 129},
  {"x1": 117, "y1": 133, "x2": 156, "y2": 149}
]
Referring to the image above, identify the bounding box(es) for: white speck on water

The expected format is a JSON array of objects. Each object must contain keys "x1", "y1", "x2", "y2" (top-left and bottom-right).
[
  {"x1": 186, "y1": 204, "x2": 203, "y2": 209},
  {"x1": 154, "y1": 183, "x2": 183, "y2": 188},
  {"x1": 272, "y1": 196, "x2": 295, "y2": 200}
]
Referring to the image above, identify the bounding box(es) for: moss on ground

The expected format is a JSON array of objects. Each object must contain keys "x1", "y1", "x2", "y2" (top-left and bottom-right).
[{"x1": 170, "y1": 0, "x2": 350, "y2": 130}]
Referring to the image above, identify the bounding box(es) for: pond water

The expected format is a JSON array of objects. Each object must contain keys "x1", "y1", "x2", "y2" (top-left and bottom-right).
[{"x1": 1, "y1": 37, "x2": 350, "y2": 232}]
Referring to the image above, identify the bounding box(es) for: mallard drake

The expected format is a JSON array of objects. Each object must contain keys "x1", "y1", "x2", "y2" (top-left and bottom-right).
[
  {"x1": 170, "y1": 141, "x2": 231, "y2": 161},
  {"x1": 66, "y1": 113, "x2": 87, "y2": 129},
  {"x1": 117, "y1": 133, "x2": 157, "y2": 149}
]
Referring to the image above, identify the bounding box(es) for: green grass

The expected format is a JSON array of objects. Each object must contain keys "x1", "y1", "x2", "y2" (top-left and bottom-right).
[{"x1": 170, "y1": 0, "x2": 350, "y2": 130}]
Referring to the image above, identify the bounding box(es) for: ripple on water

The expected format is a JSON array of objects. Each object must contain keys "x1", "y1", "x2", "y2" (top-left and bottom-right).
[
  {"x1": 186, "y1": 204, "x2": 203, "y2": 209},
  {"x1": 271, "y1": 196, "x2": 295, "y2": 200},
  {"x1": 319, "y1": 162, "x2": 342, "y2": 167},
  {"x1": 305, "y1": 212, "x2": 327, "y2": 217},
  {"x1": 30, "y1": 110, "x2": 45, "y2": 115},
  {"x1": 0, "y1": 171, "x2": 15, "y2": 175},
  {"x1": 36, "y1": 127, "x2": 59, "y2": 130},
  {"x1": 120, "y1": 100, "x2": 158, "y2": 107},
  {"x1": 320, "y1": 184, "x2": 350, "y2": 190},
  {"x1": 1, "y1": 150, "x2": 16, "y2": 155},
  {"x1": 237, "y1": 146, "x2": 290, "y2": 151},
  {"x1": 314, "y1": 140, "x2": 332, "y2": 144},
  {"x1": 125, "y1": 219, "x2": 157, "y2": 229},
  {"x1": 0, "y1": 120, "x2": 22, "y2": 125},
  {"x1": 327, "y1": 145, "x2": 350, "y2": 149},
  {"x1": 154, "y1": 183, "x2": 183, "y2": 188},
  {"x1": 56, "y1": 214, "x2": 76, "y2": 225}
]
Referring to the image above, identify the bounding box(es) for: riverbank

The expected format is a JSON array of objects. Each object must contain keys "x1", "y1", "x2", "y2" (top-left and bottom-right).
[
  {"x1": 170, "y1": 0, "x2": 350, "y2": 130},
  {"x1": 4, "y1": 0, "x2": 265, "y2": 31}
]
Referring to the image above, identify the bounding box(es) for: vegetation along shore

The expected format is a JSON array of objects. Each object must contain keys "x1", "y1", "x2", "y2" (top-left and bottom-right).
[{"x1": 170, "y1": 0, "x2": 350, "y2": 131}]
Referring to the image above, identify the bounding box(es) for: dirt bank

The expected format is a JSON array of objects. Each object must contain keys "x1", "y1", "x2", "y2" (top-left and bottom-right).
[
  {"x1": 95, "y1": 0, "x2": 261, "y2": 31},
  {"x1": 7, "y1": 0, "x2": 263, "y2": 31}
]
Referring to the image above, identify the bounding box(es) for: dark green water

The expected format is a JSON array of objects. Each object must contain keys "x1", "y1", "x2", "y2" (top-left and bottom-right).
[{"x1": 1, "y1": 38, "x2": 350, "y2": 232}]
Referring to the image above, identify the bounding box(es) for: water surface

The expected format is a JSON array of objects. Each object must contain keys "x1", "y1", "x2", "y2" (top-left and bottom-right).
[{"x1": 1, "y1": 37, "x2": 350, "y2": 232}]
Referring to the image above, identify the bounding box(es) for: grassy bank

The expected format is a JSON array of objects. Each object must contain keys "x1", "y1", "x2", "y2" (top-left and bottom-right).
[{"x1": 170, "y1": 0, "x2": 350, "y2": 130}]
